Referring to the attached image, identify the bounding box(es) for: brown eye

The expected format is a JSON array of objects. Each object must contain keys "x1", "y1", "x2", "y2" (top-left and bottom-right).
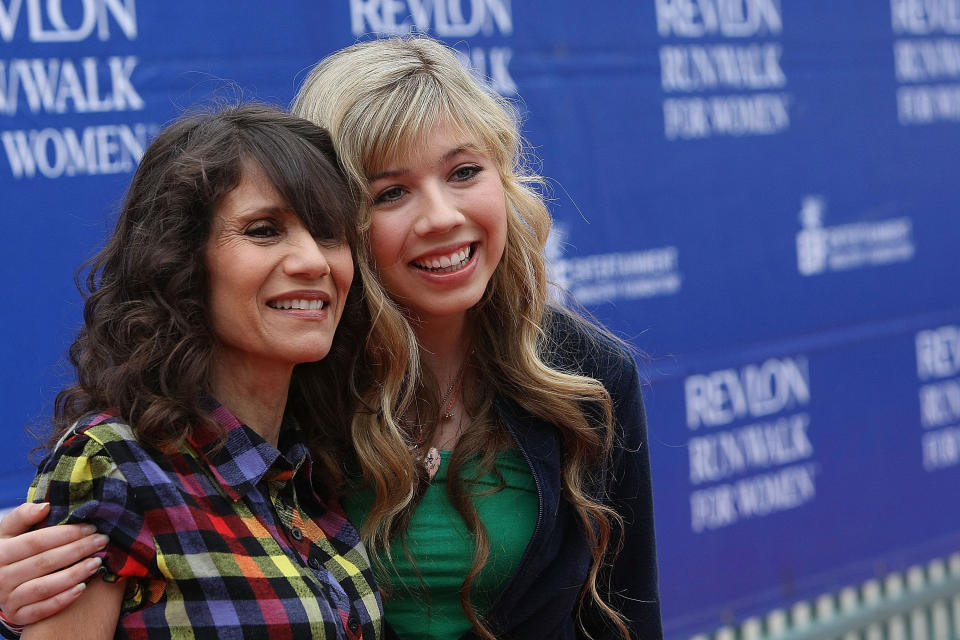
[{"x1": 244, "y1": 222, "x2": 279, "y2": 238}]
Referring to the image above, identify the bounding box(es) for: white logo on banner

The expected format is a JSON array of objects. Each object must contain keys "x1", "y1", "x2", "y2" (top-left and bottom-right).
[
  {"x1": 1, "y1": 0, "x2": 157, "y2": 179},
  {"x1": 348, "y1": 0, "x2": 516, "y2": 93},
  {"x1": 795, "y1": 195, "x2": 915, "y2": 276},
  {"x1": 0, "y1": 0, "x2": 137, "y2": 43},
  {"x1": 546, "y1": 224, "x2": 682, "y2": 305},
  {"x1": 655, "y1": 0, "x2": 792, "y2": 140},
  {"x1": 916, "y1": 325, "x2": 960, "y2": 471},
  {"x1": 684, "y1": 355, "x2": 818, "y2": 533},
  {"x1": 891, "y1": 0, "x2": 960, "y2": 124}
]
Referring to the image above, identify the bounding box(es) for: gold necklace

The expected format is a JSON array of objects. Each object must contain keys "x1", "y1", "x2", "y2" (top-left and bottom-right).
[
  {"x1": 418, "y1": 350, "x2": 473, "y2": 479},
  {"x1": 437, "y1": 350, "x2": 471, "y2": 421}
]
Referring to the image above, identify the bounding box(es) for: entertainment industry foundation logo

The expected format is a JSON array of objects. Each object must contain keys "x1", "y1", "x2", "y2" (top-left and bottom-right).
[
  {"x1": 795, "y1": 195, "x2": 915, "y2": 276},
  {"x1": 546, "y1": 224, "x2": 682, "y2": 305}
]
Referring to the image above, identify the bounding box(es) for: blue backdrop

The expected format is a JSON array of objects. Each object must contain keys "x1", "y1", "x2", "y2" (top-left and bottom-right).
[{"x1": 2, "y1": 1, "x2": 958, "y2": 637}]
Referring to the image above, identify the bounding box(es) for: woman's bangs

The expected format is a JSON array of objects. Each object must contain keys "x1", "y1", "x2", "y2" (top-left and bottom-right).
[
  {"x1": 246, "y1": 138, "x2": 353, "y2": 244},
  {"x1": 361, "y1": 83, "x2": 446, "y2": 180}
]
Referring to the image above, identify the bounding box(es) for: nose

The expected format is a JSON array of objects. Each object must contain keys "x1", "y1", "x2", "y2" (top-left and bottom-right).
[
  {"x1": 283, "y1": 227, "x2": 332, "y2": 279},
  {"x1": 413, "y1": 183, "x2": 465, "y2": 236}
]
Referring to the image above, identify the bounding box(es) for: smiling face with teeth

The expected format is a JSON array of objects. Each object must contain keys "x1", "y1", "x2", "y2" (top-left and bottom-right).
[
  {"x1": 206, "y1": 165, "x2": 354, "y2": 379},
  {"x1": 367, "y1": 123, "x2": 507, "y2": 325}
]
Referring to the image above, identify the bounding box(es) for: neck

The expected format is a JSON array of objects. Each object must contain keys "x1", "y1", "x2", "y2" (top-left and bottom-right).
[
  {"x1": 208, "y1": 348, "x2": 292, "y2": 448},
  {"x1": 412, "y1": 312, "x2": 473, "y2": 383}
]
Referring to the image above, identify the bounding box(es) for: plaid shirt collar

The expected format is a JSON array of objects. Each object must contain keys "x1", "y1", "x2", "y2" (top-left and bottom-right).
[{"x1": 187, "y1": 397, "x2": 312, "y2": 502}]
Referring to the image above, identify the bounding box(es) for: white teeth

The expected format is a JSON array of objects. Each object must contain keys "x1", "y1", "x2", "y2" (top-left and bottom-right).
[
  {"x1": 413, "y1": 245, "x2": 473, "y2": 273},
  {"x1": 268, "y1": 299, "x2": 325, "y2": 310}
]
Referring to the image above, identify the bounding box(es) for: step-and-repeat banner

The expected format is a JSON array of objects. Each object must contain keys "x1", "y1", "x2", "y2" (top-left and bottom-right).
[{"x1": 2, "y1": 2, "x2": 958, "y2": 637}]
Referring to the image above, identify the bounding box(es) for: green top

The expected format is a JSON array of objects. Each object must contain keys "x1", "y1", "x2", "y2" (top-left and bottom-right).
[{"x1": 342, "y1": 448, "x2": 538, "y2": 639}]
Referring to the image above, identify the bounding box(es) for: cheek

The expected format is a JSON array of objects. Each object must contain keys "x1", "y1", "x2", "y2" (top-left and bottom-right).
[
  {"x1": 205, "y1": 256, "x2": 231, "y2": 323},
  {"x1": 367, "y1": 219, "x2": 400, "y2": 270},
  {"x1": 486, "y1": 194, "x2": 509, "y2": 252},
  {"x1": 205, "y1": 247, "x2": 265, "y2": 334},
  {"x1": 206, "y1": 285, "x2": 237, "y2": 348}
]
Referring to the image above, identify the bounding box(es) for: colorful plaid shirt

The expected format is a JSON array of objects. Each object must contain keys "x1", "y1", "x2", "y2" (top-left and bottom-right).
[{"x1": 27, "y1": 403, "x2": 383, "y2": 640}]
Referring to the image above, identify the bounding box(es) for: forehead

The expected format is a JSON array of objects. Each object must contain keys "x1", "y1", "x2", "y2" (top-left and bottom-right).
[
  {"x1": 214, "y1": 166, "x2": 287, "y2": 219},
  {"x1": 366, "y1": 120, "x2": 487, "y2": 176}
]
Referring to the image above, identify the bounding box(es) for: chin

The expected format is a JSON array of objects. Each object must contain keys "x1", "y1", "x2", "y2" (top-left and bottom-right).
[
  {"x1": 417, "y1": 292, "x2": 487, "y2": 318},
  {"x1": 288, "y1": 344, "x2": 334, "y2": 366}
]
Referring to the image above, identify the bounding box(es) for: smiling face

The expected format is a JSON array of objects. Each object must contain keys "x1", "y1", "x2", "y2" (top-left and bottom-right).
[
  {"x1": 206, "y1": 165, "x2": 354, "y2": 375},
  {"x1": 366, "y1": 123, "x2": 507, "y2": 325}
]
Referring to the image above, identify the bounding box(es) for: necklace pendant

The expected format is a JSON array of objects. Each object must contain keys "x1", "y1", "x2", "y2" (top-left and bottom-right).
[
  {"x1": 424, "y1": 447, "x2": 441, "y2": 479},
  {"x1": 442, "y1": 411, "x2": 455, "y2": 420}
]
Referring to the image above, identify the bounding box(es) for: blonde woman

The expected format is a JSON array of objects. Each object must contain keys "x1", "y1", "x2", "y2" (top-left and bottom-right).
[{"x1": 0, "y1": 37, "x2": 660, "y2": 640}]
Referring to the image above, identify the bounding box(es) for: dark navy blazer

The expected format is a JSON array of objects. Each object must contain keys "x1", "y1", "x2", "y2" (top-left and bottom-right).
[{"x1": 475, "y1": 310, "x2": 662, "y2": 640}]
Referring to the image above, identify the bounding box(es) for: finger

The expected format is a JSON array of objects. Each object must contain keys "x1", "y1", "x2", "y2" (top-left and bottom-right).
[
  {"x1": 0, "y1": 503, "x2": 50, "y2": 538},
  {"x1": 6, "y1": 555, "x2": 102, "y2": 622},
  {"x1": 0, "y1": 530, "x2": 106, "y2": 611},
  {"x1": 5, "y1": 580, "x2": 89, "y2": 626},
  {"x1": 0, "y1": 532, "x2": 107, "y2": 592},
  {"x1": 0, "y1": 523, "x2": 99, "y2": 565}
]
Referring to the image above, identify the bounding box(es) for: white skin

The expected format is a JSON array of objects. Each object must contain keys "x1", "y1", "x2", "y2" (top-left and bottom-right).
[
  {"x1": 0, "y1": 121, "x2": 509, "y2": 625},
  {"x1": 367, "y1": 122, "x2": 507, "y2": 448},
  {"x1": 0, "y1": 506, "x2": 106, "y2": 624},
  {"x1": 16, "y1": 166, "x2": 354, "y2": 638}
]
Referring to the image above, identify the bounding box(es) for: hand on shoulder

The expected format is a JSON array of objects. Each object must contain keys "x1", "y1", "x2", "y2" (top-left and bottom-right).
[{"x1": 0, "y1": 503, "x2": 106, "y2": 626}]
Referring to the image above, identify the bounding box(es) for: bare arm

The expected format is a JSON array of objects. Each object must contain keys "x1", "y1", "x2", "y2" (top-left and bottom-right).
[
  {"x1": 0, "y1": 504, "x2": 108, "y2": 625},
  {"x1": 21, "y1": 576, "x2": 123, "y2": 640}
]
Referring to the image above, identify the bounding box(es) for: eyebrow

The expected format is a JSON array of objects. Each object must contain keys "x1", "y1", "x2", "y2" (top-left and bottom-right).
[
  {"x1": 224, "y1": 205, "x2": 295, "y2": 227},
  {"x1": 239, "y1": 205, "x2": 293, "y2": 218},
  {"x1": 367, "y1": 143, "x2": 482, "y2": 182}
]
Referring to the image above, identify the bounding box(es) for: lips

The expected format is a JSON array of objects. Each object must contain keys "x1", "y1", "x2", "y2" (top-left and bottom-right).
[{"x1": 411, "y1": 243, "x2": 475, "y2": 273}]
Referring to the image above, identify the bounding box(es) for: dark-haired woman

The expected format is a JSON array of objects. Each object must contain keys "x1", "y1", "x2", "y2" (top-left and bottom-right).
[{"x1": 11, "y1": 105, "x2": 381, "y2": 639}]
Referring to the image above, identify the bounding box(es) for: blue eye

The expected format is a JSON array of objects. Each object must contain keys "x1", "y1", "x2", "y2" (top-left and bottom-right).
[
  {"x1": 374, "y1": 186, "x2": 405, "y2": 204},
  {"x1": 452, "y1": 165, "x2": 481, "y2": 181}
]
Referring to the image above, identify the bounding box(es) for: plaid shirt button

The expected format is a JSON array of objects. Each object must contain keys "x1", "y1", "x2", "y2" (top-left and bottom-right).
[
  {"x1": 291, "y1": 527, "x2": 303, "y2": 541},
  {"x1": 348, "y1": 615, "x2": 360, "y2": 632},
  {"x1": 309, "y1": 557, "x2": 321, "y2": 570}
]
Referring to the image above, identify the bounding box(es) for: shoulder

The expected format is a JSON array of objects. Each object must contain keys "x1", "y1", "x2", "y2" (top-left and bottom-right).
[
  {"x1": 34, "y1": 413, "x2": 152, "y2": 494},
  {"x1": 76, "y1": 412, "x2": 138, "y2": 445},
  {"x1": 46, "y1": 412, "x2": 140, "y2": 462},
  {"x1": 542, "y1": 308, "x2": 647, "y2": 448},
  {"x1": 541, "y1": 306, "x2": 639, "y2": 391},
  {"x1": 30, "y1": 413, "x2": 147, "y2": 526}
]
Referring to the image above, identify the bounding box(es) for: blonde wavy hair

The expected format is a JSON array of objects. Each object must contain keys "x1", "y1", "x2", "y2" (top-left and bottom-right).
[{"x1": 292, "y1": 36, "x2": 628, "y2": 639}]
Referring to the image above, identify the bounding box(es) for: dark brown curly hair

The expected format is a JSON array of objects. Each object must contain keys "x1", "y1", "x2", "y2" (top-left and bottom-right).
[{"x1": 50, "y1": 104, "x2": 367, "y2": 494}]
